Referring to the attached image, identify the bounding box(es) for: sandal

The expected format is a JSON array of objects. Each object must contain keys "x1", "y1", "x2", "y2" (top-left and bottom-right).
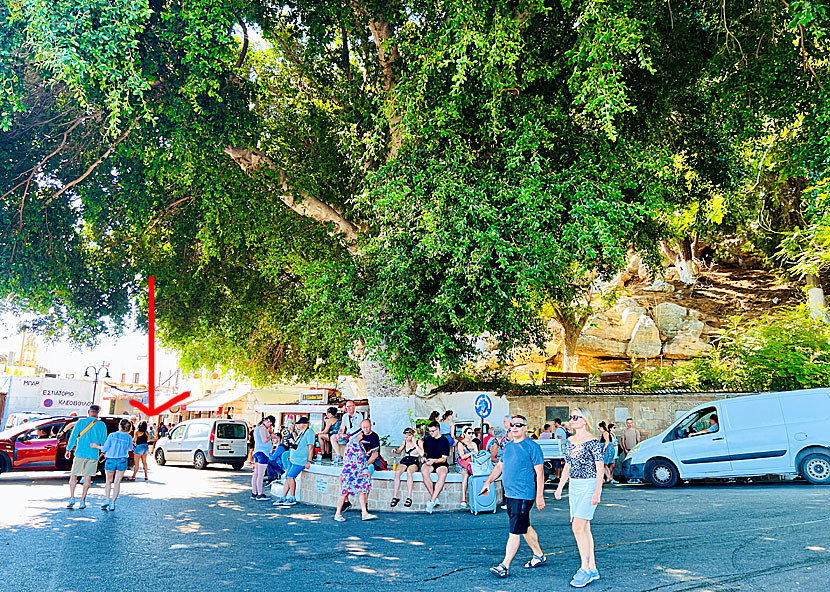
[
  {"x1": 404, "y1": 497, "x2": 412, "y2": 507},
  {"x1": 524, "y1": 554, "x2": 546, "y2": 569},
  {"x1": 390, "y1": 497, "x2": 400, "y2": 508},
  {"x1": 334, "y1": 515, "x2": 346, "y2": 522},
  {"x1": 489, "y1": 563, "x2": 509, "y2": 578}
]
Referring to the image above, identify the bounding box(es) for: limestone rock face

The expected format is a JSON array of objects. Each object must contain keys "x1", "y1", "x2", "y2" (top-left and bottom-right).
[
  {"x1": 576, "y1": 334, "x2": 629, "y2": 356},
  {"x1": 626, "y1": 316, "x2": 662, "y2": 357},
  {"x1": 653, "y1": 302, "x2": 689, "y2": 338},
  {"x1": 663, "y1": 333, "x2": 713, "y2": 358}
]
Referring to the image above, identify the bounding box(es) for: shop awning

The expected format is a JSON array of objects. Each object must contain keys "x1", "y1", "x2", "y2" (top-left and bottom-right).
[
  {"x1": 252, "y1": 383, "x2": 336, "y2": 405},
  {"x1": 186, "y1": 386, "x2": 250, "y2": 411}
]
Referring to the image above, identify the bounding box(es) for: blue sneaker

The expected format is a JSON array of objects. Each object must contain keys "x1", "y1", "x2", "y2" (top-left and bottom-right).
[
  {"x1": 273, "y1": 496, "x2": 287, "y2": 505},
  {"x1": 66, "y1": 498, "x2": 76, "y2": 509},
  {"x1": 285, "y1": 496, "x2": 297, "y2": 505},
  {"x1": 570, "y1": 569, "x2": 593, "y2": 588},
  {"x1": 78, "y1": 500, "x2": 86, "y2": 510},
  {"x1": 588, "y1": 569, "x2": 600, "y2": 583}
]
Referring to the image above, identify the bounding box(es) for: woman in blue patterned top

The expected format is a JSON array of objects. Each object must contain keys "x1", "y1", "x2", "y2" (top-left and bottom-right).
[{"x1": 554, "y1": 408, "x2": 604, "y2": 588}]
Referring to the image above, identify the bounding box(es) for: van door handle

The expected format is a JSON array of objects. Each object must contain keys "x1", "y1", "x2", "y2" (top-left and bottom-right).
[{"x1": 712, "y1": 437, "x2": 724, "y2": 441}]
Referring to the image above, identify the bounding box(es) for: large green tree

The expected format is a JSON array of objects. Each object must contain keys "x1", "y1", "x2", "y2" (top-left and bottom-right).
[{"x1": 1, "y1": 0, "x2": 827, "y2": 389}]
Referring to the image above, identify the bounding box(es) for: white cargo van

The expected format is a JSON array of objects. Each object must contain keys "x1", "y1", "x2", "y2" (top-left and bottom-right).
[
  {"x1": 154, "y1": 418, "x2": 249, "y2": 470},
  {"x1": 626, "y1": 388, "x2": 830, "y2": 487}
]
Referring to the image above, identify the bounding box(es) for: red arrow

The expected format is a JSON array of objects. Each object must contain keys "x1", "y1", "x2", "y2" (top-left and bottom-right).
[{"x1": 130, "y1": 276, "x2": 190, "y2": 416}]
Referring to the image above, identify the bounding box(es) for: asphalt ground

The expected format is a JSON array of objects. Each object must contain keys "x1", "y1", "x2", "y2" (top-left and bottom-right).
[{"x1": 1, "y1": 462, "x2": 828, "y2": 592}]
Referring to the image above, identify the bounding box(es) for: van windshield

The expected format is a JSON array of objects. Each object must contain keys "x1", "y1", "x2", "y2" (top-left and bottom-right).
[{"x1": 217, "y1": 423, "x2": 247, "y2": 439}]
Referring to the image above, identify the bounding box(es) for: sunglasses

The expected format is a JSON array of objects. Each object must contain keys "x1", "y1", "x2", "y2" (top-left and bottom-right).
[
  {"x1": 510, "y1": 422, "x2": 527, "y2": 428},
  {"x1": 570, "y1": 415, "x2": 583, "y2": 421}
]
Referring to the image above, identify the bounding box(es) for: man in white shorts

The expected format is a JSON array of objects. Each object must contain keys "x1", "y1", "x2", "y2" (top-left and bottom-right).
[{"x1": 65, "y1": 404, "x2": 108, "y2": 509}]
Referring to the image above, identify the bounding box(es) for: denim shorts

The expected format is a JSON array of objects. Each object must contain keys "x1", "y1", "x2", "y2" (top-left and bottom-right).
[
  {"x1": 285, "y1": 461, "x2": 305, "y2": 479},
  {"x1": 253, "y1": 451, "x2": 269, "y2": 465},
  {"x1": 134, "y1": 444, "x2": 149, "y2": 455},
  {"x1": 104, "y1": 458, "x2": 128, "y2": 472}
]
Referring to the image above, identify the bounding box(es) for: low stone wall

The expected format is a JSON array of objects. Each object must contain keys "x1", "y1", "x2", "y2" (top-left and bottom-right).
[
  {"x1": 272, "y1": 464, "x2": 504, "y2": 513},
  {"x1": 507, "y1": 392, "x2": 741, "y2": 439}
]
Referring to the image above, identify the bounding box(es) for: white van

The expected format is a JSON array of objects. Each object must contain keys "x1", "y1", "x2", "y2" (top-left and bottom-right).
[
  {"x1": 154, "y1": 418, "x2": 249, "y2": 470},
  {"x1": 626, "y1": 388, "x2": 830, "y2": 487}
]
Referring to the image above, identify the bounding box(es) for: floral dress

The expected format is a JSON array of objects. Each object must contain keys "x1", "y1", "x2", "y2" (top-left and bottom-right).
[{"x1": 340, "y1": 439, "x2": 372, "y2": 495}]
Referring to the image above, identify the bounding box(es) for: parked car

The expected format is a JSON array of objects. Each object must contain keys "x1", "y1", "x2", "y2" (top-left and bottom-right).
[
  {"x1": 0, "y1": 415, "x2": 134, "y2": 476},
  {"x1": 153, "y1": 418, "x2": 248, "y2": 470},
  {"x1": 625, "y1": 388, "x2": 830, "y2": 487},
  {"x1": 4, "y1": 412, "x2": 52, "y2": 430}
]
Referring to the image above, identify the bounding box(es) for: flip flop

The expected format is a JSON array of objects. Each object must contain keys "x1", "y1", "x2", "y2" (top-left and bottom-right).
[{"x1": 362, "y1": 514, "x2": 378, "y2": 521}]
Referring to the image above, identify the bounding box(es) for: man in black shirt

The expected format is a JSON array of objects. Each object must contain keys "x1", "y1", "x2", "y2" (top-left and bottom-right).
[{"x1": 420, "y1": 421, "x2": 450, "y2": 513}]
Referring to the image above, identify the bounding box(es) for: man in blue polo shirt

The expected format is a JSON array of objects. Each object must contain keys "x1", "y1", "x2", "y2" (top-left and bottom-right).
[
  {"x1": 481, "y1": 414, "x2": 546, "y2": 578},
  {"x1": 65, "y1": 404, "x2": 108, "y2": 509}
]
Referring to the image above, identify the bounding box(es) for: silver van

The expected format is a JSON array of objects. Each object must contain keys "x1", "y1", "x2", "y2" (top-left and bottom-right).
[
  {"x1": 154, "y1": 418, "x2": 248, "y2": 470},
  {"x1": 626, "y1": 388, "x2": 830, "y2": 486}
]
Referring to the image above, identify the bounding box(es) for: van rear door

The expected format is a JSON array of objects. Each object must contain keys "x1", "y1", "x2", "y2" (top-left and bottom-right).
[
  {"x1": 212, "y1": 421, "x2": 247, "y2": 458},
  {"x1": 723, "y1": 395, "x2": 790, "y2": 475}
]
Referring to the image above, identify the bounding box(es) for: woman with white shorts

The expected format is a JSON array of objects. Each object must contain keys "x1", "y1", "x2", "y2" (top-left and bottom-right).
[{"x1": 554, "y1": 408, "x2": 604, "y2": 588}]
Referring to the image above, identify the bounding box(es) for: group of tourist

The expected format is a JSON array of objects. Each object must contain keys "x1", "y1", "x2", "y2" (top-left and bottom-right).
[{"x1": 62, "y1": 405, "x2": 154, "y2": 511}]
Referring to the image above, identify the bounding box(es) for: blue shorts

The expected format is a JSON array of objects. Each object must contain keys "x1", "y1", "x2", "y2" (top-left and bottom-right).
[
  {"x1": 285, "y1": 461, "x2": 305, "y2": 479},
  {"x1": 105, "y1": 458, "x2": 128, "y2": 472},
  {"x1": 134, "y1": 444, "x2": 149, "y2": 455},
  {"x1": 253, "y1": 451, "x2": 269, "y2": 465}
]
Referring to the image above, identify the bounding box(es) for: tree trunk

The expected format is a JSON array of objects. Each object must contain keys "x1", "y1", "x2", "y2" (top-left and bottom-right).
[
  {"x1": 561, "y1": 325, "x2": 580, "y2": 372},
  {"x1": 807, "y1": 274, "x2": 828, "y2": 323}
]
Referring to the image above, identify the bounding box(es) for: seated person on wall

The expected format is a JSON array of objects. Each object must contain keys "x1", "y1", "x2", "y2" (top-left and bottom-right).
[
  {"x1": 360, "y1": 420, "x2": 381, "y2": 474},
  {"x1": 690, "y1": 414, "x2": 719, "y2": 437},
  {"x1": 420, "y1": 421, "x2": 451, "y2": 513},
  {"x1": 455, "y1": 427, "x2": 479, "y2": 510},
  {"x1": 264, "y1": 433, "x2": 288, "y2": 486},
  {"x1": 317, "y1": 407, "x2": 339, "y2": 458},
  {"x1": 390, "y1": 427, "x2": 421, "y2": 508},
  {"x1": 489, "y1": 426, "x2": 507, "y2": 464}
]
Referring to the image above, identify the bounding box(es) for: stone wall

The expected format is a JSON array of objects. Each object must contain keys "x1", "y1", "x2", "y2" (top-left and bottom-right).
[
  {"x1": 507, "y1": 392, "x2": 740, "y2": 439},
  {"x1": 279, "y1": 464, "x2": 504, "y2": 513}
]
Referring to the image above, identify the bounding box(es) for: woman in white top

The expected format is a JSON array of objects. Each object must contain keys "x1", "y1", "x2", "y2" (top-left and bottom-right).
[
  {"x1": 390, "y1": 427, "x2": 421, "y2": 508},
  {"x1": 454, "y1": 427, "x2": 478, "y2": 509}
]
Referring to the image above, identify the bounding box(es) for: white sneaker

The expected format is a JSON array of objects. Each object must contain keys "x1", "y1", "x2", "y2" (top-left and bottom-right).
[
  {"x1": 426, "y1": 500, "x2": 435, "y2": 514},
  {"x1": 433, "y1": 499, "x2": 440, "y2": 508},
  {"x1": 460, "y1": 501, "x2": 469, "y2": 509}
]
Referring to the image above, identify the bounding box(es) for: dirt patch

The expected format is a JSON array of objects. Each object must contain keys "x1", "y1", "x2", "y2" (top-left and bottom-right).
[{"x1": 627, "y1": 263, "x2": 803, "y2": 327}]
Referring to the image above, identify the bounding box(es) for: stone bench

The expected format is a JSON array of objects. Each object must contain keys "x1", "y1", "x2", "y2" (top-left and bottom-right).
[{"x1": 269, "y1": 463, "x2": 503, "y2": 512}]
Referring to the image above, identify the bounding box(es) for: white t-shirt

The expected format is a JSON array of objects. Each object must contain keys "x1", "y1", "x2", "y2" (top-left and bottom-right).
[{"x1": 339, "y1": 411, "x2": 364, "y2": 443}]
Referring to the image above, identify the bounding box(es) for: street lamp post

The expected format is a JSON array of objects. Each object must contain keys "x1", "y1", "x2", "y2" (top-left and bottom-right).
[{"x1": 84, "y1": 365, "x2": 110, "y2": 403}]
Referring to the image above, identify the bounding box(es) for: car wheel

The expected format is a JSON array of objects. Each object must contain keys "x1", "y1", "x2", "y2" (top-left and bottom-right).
[
  {"x1": 0, "y1": 451, "x2": 10, "y2": 474},
  {"x1": 230, "y1": 461, "x2": 245, "y2": 470},
  {"x1": 155, "y1": 449, "x2": 166, "y2": 466},
  {"x1": 800, "y1": 453, "x2": 830, "y2": 485},
  {"x1": 193, "y1": 451, "x2": 207, "y2": 470},
  {"x1": 646, "y1": 459, "x2": 678, "y2": 488}
]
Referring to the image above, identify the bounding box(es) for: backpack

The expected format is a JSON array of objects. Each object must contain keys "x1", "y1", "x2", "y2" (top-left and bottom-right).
[
  {"x1": 470, "y1": 450, "x2": 495, "y2": 476},
  {"x1": 373, "y1": 455, "x2": 388, "y2": 471}
]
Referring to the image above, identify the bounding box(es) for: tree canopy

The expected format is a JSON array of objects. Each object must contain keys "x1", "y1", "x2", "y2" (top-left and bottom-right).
[{"x1": 1, "y1": 0, "x2": 828, "y2": 387}]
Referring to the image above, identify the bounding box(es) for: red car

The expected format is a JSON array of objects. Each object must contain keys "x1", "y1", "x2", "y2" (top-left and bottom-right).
[{"x1": 0, "y1": 415, "x2": 134, "y2": 475}]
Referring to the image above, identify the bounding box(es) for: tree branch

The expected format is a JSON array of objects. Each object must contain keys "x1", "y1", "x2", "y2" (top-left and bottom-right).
[
  {"x1": 40, "y1": 118, "x2": 138, "y2": 208},
  {"x1": 224, "y1": 146, "x2": 362, "y2": 250}
]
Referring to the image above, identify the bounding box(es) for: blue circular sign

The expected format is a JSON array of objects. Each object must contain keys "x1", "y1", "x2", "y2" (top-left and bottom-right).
[
  {"x1": 474, "y1": 394, "x2": 492, "y2": 419},
  {"x1": 43, "y1": 398, "x2": 53, "y2": 408}
]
